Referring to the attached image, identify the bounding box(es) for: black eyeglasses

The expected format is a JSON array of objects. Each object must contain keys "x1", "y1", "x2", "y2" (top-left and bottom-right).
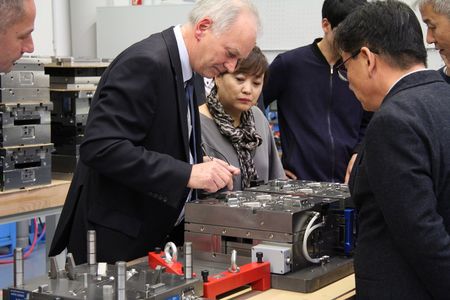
[
  {"x1": 336, "y1": 49, "x2": 361, "y2": 82},
  {"x1": 336, "y1": 48, "x2": 379, "y2": 82}
]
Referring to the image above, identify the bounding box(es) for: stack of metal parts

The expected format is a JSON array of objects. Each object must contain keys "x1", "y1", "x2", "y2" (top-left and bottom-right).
[
  {"x1": 0, "y1": 56, "x2": 53, "y2": 190},
  {"x1": 185, "y1": 179, "x2": 355, "y2": 292},
  {"x1": 3, "y1": 231, "x2": 204, "y2": 300},
  {"x1": 44, "y1": 57, "x2": 110, "y2": 172}
]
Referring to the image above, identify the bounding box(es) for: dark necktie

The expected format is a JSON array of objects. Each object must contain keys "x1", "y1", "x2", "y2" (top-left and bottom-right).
[{"x1": 185, "y1": 78, "x2": 197, "y2": 163}]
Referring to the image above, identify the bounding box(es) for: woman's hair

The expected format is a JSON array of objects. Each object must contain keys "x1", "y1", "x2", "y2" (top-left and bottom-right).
[{"x1": 233, "y1": 46, "x2": 269, "y2": 84}]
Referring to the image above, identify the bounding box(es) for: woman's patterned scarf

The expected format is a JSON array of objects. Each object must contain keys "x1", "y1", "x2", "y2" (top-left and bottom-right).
[{"x1": 206, "y1": 86, "x2": 262, "y2": 188}]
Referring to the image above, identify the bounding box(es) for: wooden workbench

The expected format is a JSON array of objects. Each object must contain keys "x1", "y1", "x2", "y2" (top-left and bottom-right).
[
  {"x1": 0, "y1": 176, "x2": 71, "y2": 224},
  {"x1": 236, "y1": 274, "x2": 355, "y2": 300}
]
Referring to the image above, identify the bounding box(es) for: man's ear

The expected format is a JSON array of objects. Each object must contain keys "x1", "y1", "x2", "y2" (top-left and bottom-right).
[
  {"x1": 360, "y1": 47, "x2": 377, "y2": 76},
  {"x1": 321, "y1": 18, "x2": 332, "y2": 33},
  {"x1": 195, "y1": 17, "x2": 213, "y2": 40}
]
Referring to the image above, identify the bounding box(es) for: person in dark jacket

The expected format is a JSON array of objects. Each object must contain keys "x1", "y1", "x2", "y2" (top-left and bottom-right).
[
  {"x1": 49, "y1": 0, "x2": 260, "y2": 264},
  {"x1": 335, "y1": 1, "x2": 450, "y2": 298},
  {"x1": 263, "y1": 0, "x2": 370, "y2": 183}
]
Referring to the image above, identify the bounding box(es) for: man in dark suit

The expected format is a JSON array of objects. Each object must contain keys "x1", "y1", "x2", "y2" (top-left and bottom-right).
[
  {"x1": 49, "y1": 0, "x2": 260, "y2": 264},
  {"x1": 334, "y1": 1, "x2": 450, "y2": 299}
]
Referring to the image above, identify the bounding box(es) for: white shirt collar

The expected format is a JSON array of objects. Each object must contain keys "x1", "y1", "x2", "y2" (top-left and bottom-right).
[
  {"x1": 173, "y1": 25, "x2": 193, "y2": 84},
  {"x1": 386, "y1": 68, "x2": 428, "y2": 95}
]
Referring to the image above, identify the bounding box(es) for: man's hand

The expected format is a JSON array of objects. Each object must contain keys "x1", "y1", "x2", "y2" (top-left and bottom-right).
[
  {"x1": 345, "y1": 153, "x2": 358, "y2": 184},
  {"x1": 188, "y1": 159, "x2": 240, "y2": 193}
]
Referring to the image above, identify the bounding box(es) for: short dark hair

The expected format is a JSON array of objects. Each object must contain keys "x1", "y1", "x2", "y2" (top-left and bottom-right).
[
  {"x1": 334, "y1": 0, "x2": 427, "y2": 69},
  {"x1": 322, "y1": 0, "x2": 367, "y2": 28},
  {"x1": 0, "y1": 0, "x2": 25, "y2": 33},
  {"x1": 234, "y1": 46, "x2": 269, "y2": 84}
]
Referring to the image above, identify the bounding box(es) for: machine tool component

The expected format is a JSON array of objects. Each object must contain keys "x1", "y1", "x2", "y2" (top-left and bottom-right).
[
  {"x1": 13, "y1": 248, "x2": 24, "y2": 287},
  {"x1": 343, "y1": 208, "x2": 355, "y2": 256},
  {"x1": 48, "y1": 256, "x2": 59, "y2": 279},
  {"x1": 115, "y1": 261, "x2": 126, "y2": 300},
  {"x1": 152, "y1": 265, "x2": 165, "y2": 285},
  {"x1": 228, "y1": 249, "x2": 240, "y2": 273},
  {"x1": 247, "y1": 179, "x2": 350, "y2": 201},
  {"x1": 45, "y1": 58, "x2": 110, "y2": 173},
  {"x1": 201, "y1": 270, "x2": 209, "y2": 282},
  {"x1": 87, "y1": 230, "x2": 96, "y2": 266},
  {"x1": 97, "y1": 262, "x2": 108, "y2": 276},
  {"x1": 0, "y1": 88, "x2": 50, "y2": 104},
  {"x1": 4, "y1": 252, "x2": 203, "y2": 299},
  {"x1": 3, "y1": 231, "x2": 203, "y2": 300},
  {"x1": 185, "y1": 242, "x2": 193, "y2": 280},
  {"x1": 0, "y1": 103, "x2": 52, "y2": 147},
  {"x1": 126, "y1": 268, "x2": 138, "y2": 280},
  {"x1": 185, "y1": 186, "x2": 355, "y2": 293},
  {"x1": 102, "y1": 285, "x2": 113, "y2": 300},
  {"x1": 164, "y1": 241, "x2": 178, "y2": 264},
  {"x1": 148, "y1": 247, "x2": 183, "y2": 276},
  {"x1": 202, "y1": 261, "x2": 270, "y2": 300},
  {"x1": 65, "y1": 253, "x2": 77, "y2": 280},
  {"x1": 37, "y1": 284, "x2": 49, "y2": 293},
  {"x1": 0, "y1": 144, "x2": 53, "y2": 191},
  {"x1": 256, "y1": 252, "x2": 263, "y2": 263},
  {"x1": 252, "y1": 243, "x2": 292, "y2": 274},
  {"x1": 302, "y1": 211, "x2": 328, "y2": 264}
]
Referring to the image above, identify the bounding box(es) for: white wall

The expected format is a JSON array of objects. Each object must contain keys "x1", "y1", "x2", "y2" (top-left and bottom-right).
[
  {"x1": 32, "y1": 0, "x2": 445, "y2": 69},
  {"x1": 33, "y1": 0, "x2": 54, "y2": 56}
]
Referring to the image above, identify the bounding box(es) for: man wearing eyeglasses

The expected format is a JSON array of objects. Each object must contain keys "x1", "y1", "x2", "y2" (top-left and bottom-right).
[
  {"x1": 335, "y1": 1, "x2": 450, "y2": 298},
  {"x1": 263, "y1": 0, "x2": 371, "y2": 184}
]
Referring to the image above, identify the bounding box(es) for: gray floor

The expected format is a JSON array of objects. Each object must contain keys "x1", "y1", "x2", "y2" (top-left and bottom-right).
[{"x1": 0, "y1": 243, "x2": 46, "y2": 289}]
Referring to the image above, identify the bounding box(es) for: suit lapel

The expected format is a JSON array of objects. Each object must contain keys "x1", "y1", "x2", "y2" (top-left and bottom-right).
[{"x1": 161, "y1": 27, "x2": 190, "y2": 162}]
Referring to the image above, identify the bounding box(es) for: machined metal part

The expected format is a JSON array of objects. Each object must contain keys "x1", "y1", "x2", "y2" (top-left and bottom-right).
[
  {"x1": 252, "y1": 243, "x2": 292, "y2": 274},
  {"x1": 0, "y1": 144, "x2": 53, "y2": 191},
  {"x1": 0, "y1": 70, "x2": 49, "y2": 88},
  {"x1": 184, "y1": 242, "x2": 193, "y2": 279},
  {"x1": 185, "y1": 185, "x2": 355, "y2": 293},
  {"x1": 3, "y1": 257, "x2": 203, "y2": 299},
  {"x1": 48, "y1": 256, "x2": 59, "y2": 279},
  {"x1": 0, "y1": 87, "x2": 50, "y2": 103},
  {"x1": 247, "y1": 179, "x2": 350, "y2": 202},
  {"x1": 87, "y1": 230, "x2": 96, "y2": 266},
  {"x1": 228, "y1": 249, "x2": 240, "y2": 273},
  {"x1": 164, "y1": 242, "x2": 178, "y2": 264},
  {"x1": 65, "y1": 253, "x2": 77, "y2": 280},
  {"x1": 13, "y1": 248, "x2": 24, "y2": 287},
  {"x1": 115, "y1": 261, "x2": 126, "y2": 300}
]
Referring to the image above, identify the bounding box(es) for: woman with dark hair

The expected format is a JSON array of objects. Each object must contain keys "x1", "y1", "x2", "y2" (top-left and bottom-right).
[{"x1": 199, "y1": 46, "x2": 285, "y2": 191}]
